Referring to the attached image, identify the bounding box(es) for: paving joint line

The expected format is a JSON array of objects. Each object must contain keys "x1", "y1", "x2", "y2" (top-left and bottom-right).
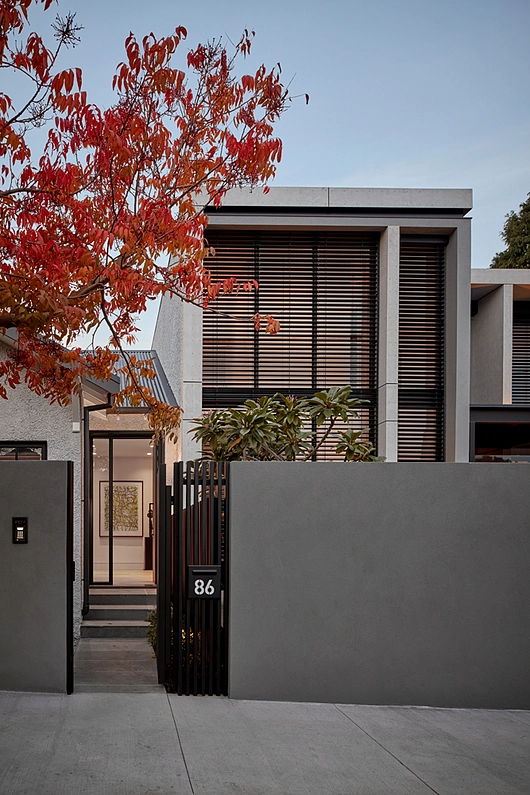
[
  {"x1": 167, "y1": 693, "x2": 195, "y2": 794},
  {"x1": 334, "y1": 705, "x2": 441, "y2": 795},
  {"x1": 505, "y1": 712, "x2": 530, "y2": 729}
]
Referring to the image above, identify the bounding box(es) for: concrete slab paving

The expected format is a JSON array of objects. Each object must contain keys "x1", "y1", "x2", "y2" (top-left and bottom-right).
[
  {"x1": 337, "y1": 705, "x2": 530, "y2": 795},
  {"x1": 74, "y1": 638, "x2": 159, "y2": 690},
  {"x1": 0, "y1": 692, "x2": 190, "y2": 795},
  {"x1": 0, "y1": 692, "x2": 529, "y2": 795},
  {"x1": 169, "y1": 697, "x2": 434, "y2": 795}
]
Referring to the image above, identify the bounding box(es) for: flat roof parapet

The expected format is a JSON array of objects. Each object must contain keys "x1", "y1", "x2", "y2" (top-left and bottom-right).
[
  {"x1": 471, "y1": 269, "x2": 530, "y2": 285},
  {"x1": 214, "y1": 186, "x2": 472, "y2": 214}
]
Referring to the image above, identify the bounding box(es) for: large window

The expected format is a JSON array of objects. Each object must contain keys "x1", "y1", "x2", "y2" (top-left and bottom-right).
[
  {"x1": 0, "y1": 442, "x2": 47, "y2": 460},
  {"x1": 203, "y1": 230, "x2": 378, "y2": 457},
  {"x1": 474, "y1": 423, "x2": 530, "y2": 463}
]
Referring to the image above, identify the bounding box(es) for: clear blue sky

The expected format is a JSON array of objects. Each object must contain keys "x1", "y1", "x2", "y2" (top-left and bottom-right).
[{"x1": 25, "y1": 0, "x2": 530, "y2": 345}]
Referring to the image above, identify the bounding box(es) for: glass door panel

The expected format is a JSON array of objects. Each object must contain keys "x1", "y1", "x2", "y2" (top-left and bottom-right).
[
  {"x1": 112, "y1": 438, "x2": 154, "y2": 585},
  {"x1": 92, "y1": 437, "x2": 112, "y2": 584}
]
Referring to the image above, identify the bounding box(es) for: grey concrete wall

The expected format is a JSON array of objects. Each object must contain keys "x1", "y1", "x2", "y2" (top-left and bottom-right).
[
  {"x1": 0, "y1": 461, "x2": 72, "y2": 693},
  {"x1": 471, "y1": 285, "x2": 512, "y2": 404},
  {"x1": 229, "y1": 462, "x2": 530, "y2": 708},
  {"x1": 0, "y1": 344, "x2": 82, "y2": 640}
]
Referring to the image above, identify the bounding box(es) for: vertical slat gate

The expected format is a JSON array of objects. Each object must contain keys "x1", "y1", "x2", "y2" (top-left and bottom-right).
[{"x1": 161, "y1": 460, "x2": 229, "y2": 695}]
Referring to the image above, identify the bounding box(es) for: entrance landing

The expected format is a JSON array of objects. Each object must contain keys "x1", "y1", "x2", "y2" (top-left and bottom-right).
[
  {"x1": 74, "y1": 638, "x2": 161, "y2": 693},
  {"x1": 92, "y1": 568, "x2": 154, "y2": 587},
  {"x1": 75, "y1": 587, "x2": 160, "y2": 692}
]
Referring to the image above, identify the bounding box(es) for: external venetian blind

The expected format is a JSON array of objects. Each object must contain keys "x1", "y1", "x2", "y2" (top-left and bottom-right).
[
  {"x1": 203, "y1": 230, "x2": 378, "y2": 457},
  {"x1": 512, "y1": 301, "x2": 530, "y2": 403},
  {"x1": 398, "y1": 239, "x2": 445, "y2": 461}
]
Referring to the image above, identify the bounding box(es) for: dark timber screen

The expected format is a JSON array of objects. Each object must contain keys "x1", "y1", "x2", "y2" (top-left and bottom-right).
[
  {"x1": 157, "y1": 460, "x2": 229, "y2": 695},
  {"x1": 398, "y1": 238, "x2": 445, "y2": 461},
  {"x1": 512, "y1": 301, "x2": 530, "y2": 403},
  {"x1": 203, "y1": 230, "x2": 378, "y2": 458}
]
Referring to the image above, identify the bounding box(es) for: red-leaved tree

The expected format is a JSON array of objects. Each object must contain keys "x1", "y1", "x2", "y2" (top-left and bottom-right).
[{"x1": 0, "y1": 0, "x2": 288, "y2": 436}]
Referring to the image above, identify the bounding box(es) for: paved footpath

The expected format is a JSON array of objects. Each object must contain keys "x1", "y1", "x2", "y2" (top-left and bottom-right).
[{"x1": 0, "y1": 691, "x2": 529, "y2": 794}]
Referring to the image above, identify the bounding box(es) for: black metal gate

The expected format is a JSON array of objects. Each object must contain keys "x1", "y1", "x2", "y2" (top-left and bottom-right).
[{"x1": 157, "y1": 460, "x2": 229, "y2": 695}]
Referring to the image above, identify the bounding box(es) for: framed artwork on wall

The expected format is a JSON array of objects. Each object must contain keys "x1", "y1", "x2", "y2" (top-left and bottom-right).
[{"x1": 99, "y1": 481, "x2": 144, "y2": 537}]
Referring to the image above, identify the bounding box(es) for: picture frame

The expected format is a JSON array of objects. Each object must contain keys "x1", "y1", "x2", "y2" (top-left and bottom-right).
[{"x1": 99, "y1": 480, "x2": 144, "y2": 537}]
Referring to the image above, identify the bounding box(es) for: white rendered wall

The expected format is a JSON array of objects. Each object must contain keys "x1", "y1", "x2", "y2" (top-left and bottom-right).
[
  {"x1": 152, "y1": 293, "x2": 203, "y2": 464},
  {"x1": 471, "y1": 285, "x2": 513, "y2": 404},
  {"x1": 0, "y1": 343, "x2": 83, "y2": 640}
]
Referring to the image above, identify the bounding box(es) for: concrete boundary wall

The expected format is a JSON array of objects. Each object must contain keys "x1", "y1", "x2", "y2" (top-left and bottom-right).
[
  {"x1": 228, "y1": 462, "x2": 530, "y2": 708},
  {"x1": 0, "y1": 461, "x2": 73, "y2": 693}
]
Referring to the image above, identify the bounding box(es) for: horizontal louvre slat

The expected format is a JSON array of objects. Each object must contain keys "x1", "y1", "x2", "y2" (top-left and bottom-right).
[
  {"x1": 203, "y1": 230, "x2": 378, "y2": 459},
  {"x1": 398, "y1": 242, "x2": 444, "y2": 461},
  {"x1": 512, "y1": 302, "x2": 530, "y2": 403}
]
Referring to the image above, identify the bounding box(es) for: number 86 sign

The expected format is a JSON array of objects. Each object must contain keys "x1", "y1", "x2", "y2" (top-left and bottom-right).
[{"x1": 187, "y1": 566, "x2": 221, "y2": 599}]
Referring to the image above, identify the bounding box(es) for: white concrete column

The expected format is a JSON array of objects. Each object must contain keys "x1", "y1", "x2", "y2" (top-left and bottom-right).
[
  {"x1": 377, "y1": 226, "x2": 400, "y2": 461},
  {"x1": 180, "y1": 300, "x2": 203, "y2": 461},
  {"x1": 152, "y1": 293, "x2": 203, "y2": 463},
  {"x1": 444, "y1": 224, "x2": 471, "y2": 462},
  {"x1": 471, "y1": 284, "x2": 513, "y2": 405}
]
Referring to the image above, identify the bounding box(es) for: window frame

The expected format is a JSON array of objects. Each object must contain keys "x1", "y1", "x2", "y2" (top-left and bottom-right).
[{"x1": 0, "y1": 441, "x2": 48, "y2": 460}]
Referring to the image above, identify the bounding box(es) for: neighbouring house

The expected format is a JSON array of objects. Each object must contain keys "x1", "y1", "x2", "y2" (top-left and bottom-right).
[
  {"x1": 0, "y1": 328, "x2": 119, "y2": 639},
  {"x1": 0, "y1": 333, "x2": 177, "y2": 636},
  {"x1": 470, "y1": 268, "x2": 530, "y2": 461}
]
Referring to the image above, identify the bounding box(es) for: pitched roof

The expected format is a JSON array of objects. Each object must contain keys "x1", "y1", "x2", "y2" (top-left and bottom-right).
[{"x1": 115, "y1": 350, "x2": 177, "y2": 408}]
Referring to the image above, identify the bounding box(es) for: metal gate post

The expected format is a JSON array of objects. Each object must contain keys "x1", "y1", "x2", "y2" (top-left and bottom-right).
[{"x1": 156, "y1": 463, "x2": 172, "y2": 684}]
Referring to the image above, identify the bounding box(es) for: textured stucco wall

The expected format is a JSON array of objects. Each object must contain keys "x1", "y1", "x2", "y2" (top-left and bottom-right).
[
  {"x1": 229, "y1": 462, "x2": 530, "y2": 708},
  {"x1": 0, "y1": 344, "x2": 82, "y2": 640}
]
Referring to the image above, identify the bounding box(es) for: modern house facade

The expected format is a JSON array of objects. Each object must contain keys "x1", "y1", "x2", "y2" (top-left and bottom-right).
[
  {"x1": 155, "y1": 186, "x2": 473, "y2": 463},
  {"x1": 4, "y1": 184, "x2": 530, "y2": 698}
]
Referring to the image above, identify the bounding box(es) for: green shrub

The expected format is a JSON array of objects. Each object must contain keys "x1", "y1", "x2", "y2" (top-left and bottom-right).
[{"x1": 190, "y1": 386, "x2": 383, "y2": 462}]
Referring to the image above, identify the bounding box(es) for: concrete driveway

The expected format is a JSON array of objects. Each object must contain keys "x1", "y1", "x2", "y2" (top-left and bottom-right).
[{"x1": 0, "y1": 692, "x2": 529, "y2": 794}]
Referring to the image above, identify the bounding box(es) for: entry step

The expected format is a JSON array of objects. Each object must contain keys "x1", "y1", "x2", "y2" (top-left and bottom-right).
[
  {"x1": 81, "y1": 620, "x2": 150, "y2": 639},
  {"x1": 90, "y1": 588, "x2": 156, "y2": 606},
  {"x1": 87, "y1": 605, "x2": 154, "y2": 622}
]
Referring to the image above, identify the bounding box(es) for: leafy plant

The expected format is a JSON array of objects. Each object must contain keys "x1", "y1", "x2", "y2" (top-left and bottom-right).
[
  {"x1": 147, "y1": 609, "x2": 157, "y2": 657},
  {"x1": 190, "y1": 386, "x2": 384, "y2": 462}
]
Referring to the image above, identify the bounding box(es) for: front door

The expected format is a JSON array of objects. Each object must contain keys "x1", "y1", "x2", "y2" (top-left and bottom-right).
[{"x1": 91, "y1": 435, "x2": 155, "y2": 586}]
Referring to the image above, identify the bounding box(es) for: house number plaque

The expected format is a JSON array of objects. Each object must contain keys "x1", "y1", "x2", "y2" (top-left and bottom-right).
[{"x1": 187, "y1": 566, "x2": 221, "y2": 599}]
